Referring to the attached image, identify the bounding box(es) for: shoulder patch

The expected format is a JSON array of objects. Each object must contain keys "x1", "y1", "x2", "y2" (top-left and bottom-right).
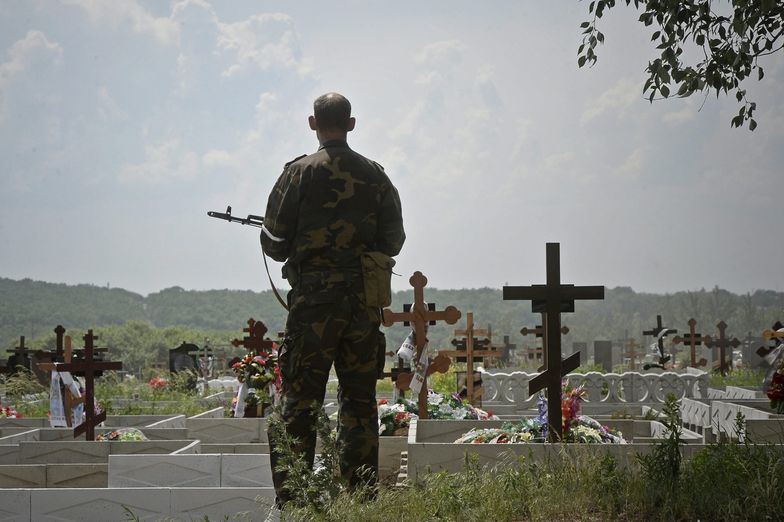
[{"x1": 284, "y1": 154, "x2": 307, "y2": 168}]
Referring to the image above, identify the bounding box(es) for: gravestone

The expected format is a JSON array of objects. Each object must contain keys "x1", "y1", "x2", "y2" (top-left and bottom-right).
[
  {"x1": 503, "y1": 243, "x2": 604, "y2": 441},
  {"x1": 594, "y1": 340, "x2": 613, "y2": 372},
  {"x1": 571, "y1": 342, "x2": 588, "y2": 366},
  {"x1": 169, "y1": 342, "x2": 199, "y2": 373},
  {"x1": 382, "y1": 271, "x2": 461, "y2": 418},
  {"x1": 6, "y1": 336, "x2": 33, "y2": 374}
]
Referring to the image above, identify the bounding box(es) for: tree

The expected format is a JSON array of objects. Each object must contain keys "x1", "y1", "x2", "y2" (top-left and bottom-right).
[{"x1": 579, "y1": 0, "x2": 784, "y2": 130}]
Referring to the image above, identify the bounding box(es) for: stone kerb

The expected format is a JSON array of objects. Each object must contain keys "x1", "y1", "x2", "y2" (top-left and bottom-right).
[
  {"x1": 186, "y1": 416, "x2": 267, "y2": 443},
  {"x1": 107, "y1": 453, "x2": 273, "y2": 488},
  {"x1": 481, "y1": 370, "x2": 708, "y2": 408},
  {"x1": 0, "y1": 487, "x2": 278, "y2": 522},
  {"x1": 406, "y1": 419, "x2": 735, "y2": 481},
  {"x1": 710, "y1": 400, "x2": 784, "y2": 442}
]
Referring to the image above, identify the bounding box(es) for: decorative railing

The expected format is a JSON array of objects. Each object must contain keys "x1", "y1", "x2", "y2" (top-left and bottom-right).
[{"x1": 481, "y1": 370, "x2": 708, "y2": 406}]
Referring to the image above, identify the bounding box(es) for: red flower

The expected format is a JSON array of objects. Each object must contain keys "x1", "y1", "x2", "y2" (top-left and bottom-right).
[{"x1": 378, "y1": 399, "x2": 388, "y2": 405}]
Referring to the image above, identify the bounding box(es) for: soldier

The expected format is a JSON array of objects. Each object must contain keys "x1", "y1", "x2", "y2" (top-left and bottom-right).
[{"x1": 261, "y1": 92, "x2": 405, "y2": 504}]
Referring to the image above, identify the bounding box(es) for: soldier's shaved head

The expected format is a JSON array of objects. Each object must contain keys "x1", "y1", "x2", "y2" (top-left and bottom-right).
[{"x1": 313, "y1": 92, "x2": 352, "y2": 132}]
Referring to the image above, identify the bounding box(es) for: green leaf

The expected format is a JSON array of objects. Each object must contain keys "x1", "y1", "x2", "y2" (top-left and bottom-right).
[
  {"x1": 651, "y1": 31, "x2": 661, "y2": 41},
  {"x1": 749, "y1": 119, "x2": 757, "y2": 131},
  {"x1": 758, "y1": 67, "x2": 765, "y2": 81},
  {"x1": 660, "y1": 85, "x2": 670, "y2": 98},
  {"x1": 578, "y1": 55, "x2": 587, "y2": 68},
  {"x1": 731, "y1": 115, "x2": 742, "y2": 127},
  {"x1": 580, "y1": 21, "x2": 590, "y2": 28},
  {"x1": 696, "y1": 34, "x2": 705, "y2": 46}
]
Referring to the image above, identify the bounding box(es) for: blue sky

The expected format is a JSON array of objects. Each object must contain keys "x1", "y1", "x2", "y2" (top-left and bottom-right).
[{"x1": 1, "y1": 0, "x2": 783, "y2": 296}]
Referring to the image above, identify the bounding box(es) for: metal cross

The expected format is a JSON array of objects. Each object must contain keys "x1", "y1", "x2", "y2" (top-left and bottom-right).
[
  {"x1": 382, "y1": 271, "x2": 461, "y2": 418},
  {"x1": 502, "y1": 243, "x2": 604, "y2": 441},
  {"x1": 672, "y1": 318, "x2": 708, "y2": 368},
  {"x1": 643, "y1": 315, "x2": 677, "y2": 370},
  {"x1": 705, "y1": 320, "x2": 741, "y2": 376},
  {"x1": 438, "y1": 312, "x2": 499, "y2": 405}
]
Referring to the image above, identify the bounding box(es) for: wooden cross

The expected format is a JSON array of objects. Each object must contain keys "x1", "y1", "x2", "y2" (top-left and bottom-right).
[
  {"x1": 382, "y1": 271, "x2": 461, "y2": 418},
  {"x1": 503, "y1": 243, "x2": 604, "y2": 441},
  {"x1": 624, "y1": 337, "x2": 641, "y2": 371},
  {"x1": 379, "y1": 353, "x2": 411, "y2": 398},
  {"x1": 642, "y1": 315, "x2": 677, "y2": 370},
  {"x1": 54, "y1": 325, "x2": 66, "y2": 360},
  {"x1": 437, "y1": 312, "x2": 499, "y2": 405},
  {"x1": 498, "y1": 335, "x2": 517, "y2": 365},
  {"x1": 672, "y1": 318, "x2": 708, "y2": 368},
  {"x1": 705, "y1": 320, "x2": 741, "y2": 376},
  {"x1": 231, "y1": 318, "x2": 276, "y2": 355},
  {"x1": 6, "y1": 336, "x2": 34, "y2": 373},
  {"x1": 520, "y1": 314, "x2": 569, "y2": 369},
  {"x1": 51, "y1": 330, "x2": 122, "y2": 440},
  {"x1": 38, "y1": 335, "x2": 85, "y2": 427}
]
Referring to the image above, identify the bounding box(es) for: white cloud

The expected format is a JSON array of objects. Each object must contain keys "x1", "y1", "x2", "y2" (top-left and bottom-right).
[
  {"x1": 415, "y1": 39, "x2": 465, "y2": 66},
  {"x1": 118, "y1": 138, "x2": 199, "y2": 184},
  {"x1": 580, "y1": 76, "x2": 639, "y2": 125},
  {"x1": 615, "y1": 146, "x2": 648, "y2": 178},
  {"x1": 61, "y1": 0, "x2": 179, "y2": 45},
  {"x1": 0, "y1": 30, "x2": 62, "y2": 122},
  {"x1": 216, "y1": 13, "x2": 307, "y2": 77}
]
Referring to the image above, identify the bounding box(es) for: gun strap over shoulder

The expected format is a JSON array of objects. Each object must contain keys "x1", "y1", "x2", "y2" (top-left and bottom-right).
[{"x1": 260, "y1": 242, "x2": 289, "y2": 311}]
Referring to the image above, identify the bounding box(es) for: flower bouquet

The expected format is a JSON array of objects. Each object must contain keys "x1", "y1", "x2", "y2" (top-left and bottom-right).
[
  {"x1": 0, "y1": 406, "x2": 21, "y2": 419},
  {"x1": 378, "y1": 391, "x2": 498, "y2": 436},
  {"x1": 148, "y1": 376, "x2": 168, "y2": 390},
  {"x1": 231, "y1": 351, "x2": 280, "y2": 417},
  {"x1": 96, "y1": 427, "x2": 147, "y2": 441},
  {"x1": 766, "y1": 357, "x2": 784, "y2": 414}
]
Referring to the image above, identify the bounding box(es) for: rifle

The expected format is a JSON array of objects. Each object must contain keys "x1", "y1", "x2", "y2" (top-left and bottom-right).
[
  {"x1": 207, "y1": 206, "x2": 264, "y2": 228},
  {"x1": 206, "y1": 205, "x2": 289, "y2": 311}
]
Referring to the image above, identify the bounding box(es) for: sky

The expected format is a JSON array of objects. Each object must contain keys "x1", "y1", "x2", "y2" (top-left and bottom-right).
[{"x1": 1, "y1": 0, "x2": 783, "y2": 297}]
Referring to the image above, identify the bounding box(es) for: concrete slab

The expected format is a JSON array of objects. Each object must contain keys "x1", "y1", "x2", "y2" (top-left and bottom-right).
[
  {"x1": 109, "y1": 454, "x2": 220, "y2": 488},
  {"x1": 31, "y1": 488, "x2": 170, "y2": 522},
  {"x1": 169, "y1": 487, "x2": 276, "y2": 522},
  {"x1": 0, "y1": 465, "x2": 46, "y2": 488},
  {"x1": 220, "y1": 454, "x2": 273, "y2": 487},
  {"x1": 0, "y1": 489, "x2": 31, "y2": 521},
  {"x1": 46, "y1": 464, "x2": 107, "y2": 488}
]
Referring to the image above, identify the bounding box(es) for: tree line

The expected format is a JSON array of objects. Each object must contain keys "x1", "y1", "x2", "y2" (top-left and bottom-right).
[{"x1": 1, "y1": 277, "x2": 782, "y2": 373}]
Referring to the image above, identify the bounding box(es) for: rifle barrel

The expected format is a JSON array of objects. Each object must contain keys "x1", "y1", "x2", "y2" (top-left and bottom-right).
[{"x1": 207, "y1": 210, "x2": 264, "y2": 228}]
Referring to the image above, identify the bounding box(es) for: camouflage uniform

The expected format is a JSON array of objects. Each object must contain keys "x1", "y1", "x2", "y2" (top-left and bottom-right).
[{"x1": 261, "y1": 139, "x2": 405, "y2": 499}]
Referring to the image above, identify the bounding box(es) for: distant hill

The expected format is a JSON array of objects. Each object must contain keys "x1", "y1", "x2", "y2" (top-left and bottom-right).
[{"x1": 1, "y1": 277, "x2": 783, "y2": 352}]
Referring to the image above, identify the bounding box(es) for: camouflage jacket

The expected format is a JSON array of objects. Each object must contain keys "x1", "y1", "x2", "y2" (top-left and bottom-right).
[{"x1": 261, "y1": 139, "x2": 405, "y2": 273}]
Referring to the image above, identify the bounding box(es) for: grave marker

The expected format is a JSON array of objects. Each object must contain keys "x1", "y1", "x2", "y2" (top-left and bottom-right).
[
  {"x1": 520, "y1": 315, "x2": 569, "y2": 369},
  {"x1": 624, "y1": 337, "x2": 641, "y2": 370},
  {"x1": 594, "y1": 340, "x2": 613, "y2": 372},
  {"x1": 231, "y1": 318, "x2": 276, "y2": 355},
  {"x1": 49, "y1": 330, "x2": 122, "y2": 440},
  {"x1": 6, "y1": 336, "x2": 34, "y2": 374},
  {"x1": 705, "y1": 320, "x2": 741, "y2": 376},
  {"x1": 672, "y1": 318, "x2": 708, "y2": 369},
  {"x1": 438, "y1": 312, "x2": 499, "y2": 405},
  {"x1": 38, "y1": 335, "x2": 84, "y2": 427},
  {"x1": 503, "y1": 243, "x2": 604, "y2": 441},
  {"x1": 382, "y1": 271, "x2": 461, "y2": 418},
  {"x1": 642, "y1": 315, "x2": 677, "y2": 370}
]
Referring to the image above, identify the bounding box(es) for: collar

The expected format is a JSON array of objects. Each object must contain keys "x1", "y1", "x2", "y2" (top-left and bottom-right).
[{"x1": 318, "y1": 139, "x2": 349, "y2": 150}]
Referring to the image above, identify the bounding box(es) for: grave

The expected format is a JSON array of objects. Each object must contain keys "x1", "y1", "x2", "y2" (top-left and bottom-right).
[
  {"x1": 672, "y1": 318, "x2": 708, "y2": 369},
  {"x1": 594, "y1": 340, "x2": 613, "y2": 372},
  {"x1": 704, "y1": 320, "x2": 741, "y2": 376},
  {"x1": 642, "y1": 315, "x2": 676, "y2": 370},
  {"x1": 571, "y1": 341, "x2": 588, "y2": 366}
]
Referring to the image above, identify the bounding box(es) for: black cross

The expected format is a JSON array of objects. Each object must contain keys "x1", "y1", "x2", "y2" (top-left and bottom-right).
[
  {"x1": 53, "y1": 330, "x2": 122, "y2": 440},
  {"x1": 520, "y1": 313, "x2": 569, "y2": 370},
  {"x1": 672, "y1": 318, "x2": 707, "y2": 368},
  {"x1": 503, "y1": 243, "x2": 604, "y2": 441},
  {"x1": 705, "y1": 320, "x2": 741, "y2": 376},
  {"x1": 6, "y1": 336, "x2": 34, "y2": 373},
  {"x1": 643, "y1": 315, "x2": 677, "y2": 370},
  {"x1": 232, "y1": 318, "x2": 275, "y2": 355}
]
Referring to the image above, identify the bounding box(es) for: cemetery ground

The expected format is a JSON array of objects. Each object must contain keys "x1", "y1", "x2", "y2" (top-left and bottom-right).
[{"x1": 1, "y1": 364, "x2": 782, "y2": 521}]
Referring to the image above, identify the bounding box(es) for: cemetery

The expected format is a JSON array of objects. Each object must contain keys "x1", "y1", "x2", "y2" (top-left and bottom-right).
[{"x1": 0, "y1": 244, "x2": 781, "y2": 521}]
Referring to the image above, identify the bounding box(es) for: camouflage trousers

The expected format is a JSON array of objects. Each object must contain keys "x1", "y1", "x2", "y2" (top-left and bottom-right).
[{"x1": 270, "y1": 274, "x2": 384, "y2": 502}]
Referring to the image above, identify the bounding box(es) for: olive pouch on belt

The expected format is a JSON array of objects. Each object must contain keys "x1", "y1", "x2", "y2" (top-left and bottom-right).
[{"x1": 360, "y1": 251, "x2": 395, "y2": 308}]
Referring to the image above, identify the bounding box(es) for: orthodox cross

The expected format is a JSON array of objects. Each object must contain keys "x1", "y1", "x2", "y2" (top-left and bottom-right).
[
  {"x1": 672, "y1": 318, "x2": 708, "y2": 368},
  {"x1": 705, "y1": 320, "x2": 741, "y2": 376},
  {"x1": 503, "y1": 242, "x2": 604, "y2": 441},
  {"x1": 231, "y1": 318, "x2": 276, "y2": 355},
  {"x1": 54, "y1": 325, "x2": 66, "y2": 360},
  {"x1": 520, "y1": 314, "x2": 569, "y2": 369},
  {"x1": 624, "y1": 337, "x2": 641, "y2": 371},
  {"x1": 382, "y1": 271, "x2": 461, "y2": 418},
  {"x1": 438, "y1": 312, "x2": 499, "y2": 405},
  {"x1": 379, "y1": 353, "x2": 411, "y2": 398},
  {"x1": 642, "y1": 315, "x2": 677, "y2": 370},
  {"x1": 6, "y1": 336, "x2": 35, "y2": 373},
  {"x1": 498, "y1": 335, "x2": 517, "y2": 365},
  {"x1": 38, "y1": 335, "x2": 85, "y2": 427},
  {"x1": 52, "y1": 330, "x2": 122, "y2": 440}
]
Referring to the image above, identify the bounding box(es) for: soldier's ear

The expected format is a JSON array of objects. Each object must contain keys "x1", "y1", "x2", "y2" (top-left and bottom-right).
[
  {"x1": 346, "y1": 117, "x2": 356, "y2": 132},
  {"x1": 308, "y1": 115, "x2": 317, "y2": 131}
]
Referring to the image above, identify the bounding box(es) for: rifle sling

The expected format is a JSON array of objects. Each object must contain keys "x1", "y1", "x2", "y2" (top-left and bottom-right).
[{"x1": 261, "y1": 244, "x2": 289, "y2": 311}]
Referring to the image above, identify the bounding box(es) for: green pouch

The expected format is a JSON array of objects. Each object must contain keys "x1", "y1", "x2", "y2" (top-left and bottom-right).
[{"x1": 360, "y1": 251, "x2": 395, "y2": 308}]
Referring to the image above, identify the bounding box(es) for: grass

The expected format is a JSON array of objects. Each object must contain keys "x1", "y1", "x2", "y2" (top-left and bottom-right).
[{"x1": 708, "y1": 366, "x2": 766, "y2": 388}]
